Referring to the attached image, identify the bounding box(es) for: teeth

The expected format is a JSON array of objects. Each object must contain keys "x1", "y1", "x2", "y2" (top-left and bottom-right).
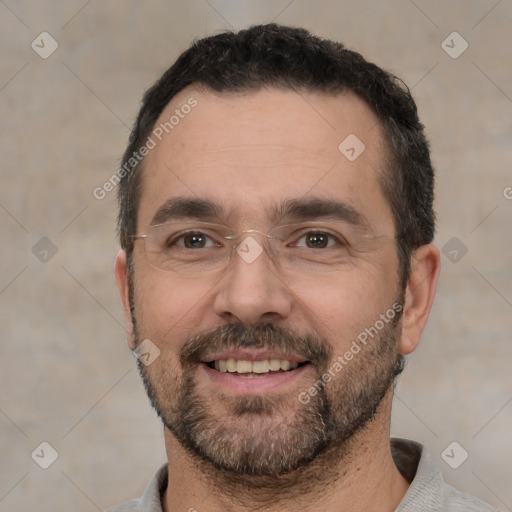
[
  {"x1": 211, "y1": 359, "x2": 301, "y2": 374},
  {"x1": 269, "y1": 359, "x2": 281, "y2": 371},
  {"x1": 252, "y1": 360, "x2": 269, "y2": 374},
  {"x1": 237, "y1": 360, "x2": 253, "y2": 373}
]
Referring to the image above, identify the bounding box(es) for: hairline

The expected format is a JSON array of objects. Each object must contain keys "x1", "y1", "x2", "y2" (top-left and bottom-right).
[
  {"x1": 123, "y1": 82, "x2": 410, "y2": 285},
  {"x1": 125, "y1": 83, "x2": 397, "y2": 229}
]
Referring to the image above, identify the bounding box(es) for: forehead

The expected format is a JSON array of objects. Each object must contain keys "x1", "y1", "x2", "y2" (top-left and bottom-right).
[{"x1": 137, "y1": 86, "x2": 394, "y2": 234}]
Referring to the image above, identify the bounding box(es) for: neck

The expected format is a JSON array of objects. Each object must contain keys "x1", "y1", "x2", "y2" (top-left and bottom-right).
[{"x1": 162, "y1": 391, "x2": 409, "y2": 512}]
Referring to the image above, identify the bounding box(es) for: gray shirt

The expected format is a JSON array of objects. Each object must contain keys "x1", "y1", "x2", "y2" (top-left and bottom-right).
[{"x1": 105, "y1": 438, "x2": 500, "y2": 511}]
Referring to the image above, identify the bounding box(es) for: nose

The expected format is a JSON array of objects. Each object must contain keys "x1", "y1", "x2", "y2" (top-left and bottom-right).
[{"x1": 212, "y1": 235, "x2": 293, "y2": 325}]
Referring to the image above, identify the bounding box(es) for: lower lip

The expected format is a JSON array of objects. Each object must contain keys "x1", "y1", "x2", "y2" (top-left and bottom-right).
[{"x1": 199, "y1": 363, "x2": 312, "y2": 395}]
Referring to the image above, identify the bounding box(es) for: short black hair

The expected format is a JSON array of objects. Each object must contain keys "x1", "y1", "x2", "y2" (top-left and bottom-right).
[{"x1": 117, "y1": 23, "x2": 435, "y2": 288}]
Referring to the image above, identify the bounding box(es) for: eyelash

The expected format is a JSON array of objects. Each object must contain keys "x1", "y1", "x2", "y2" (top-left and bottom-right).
[
  {"x1": 290, "y1": 229, "x2": 348, "y2": 248},
  {"x1": 166, "y1": 231, "x2": 219, "y2": 249},
  {"x1": 168, "y1": 230, "x2": 347, "y2": 249}
]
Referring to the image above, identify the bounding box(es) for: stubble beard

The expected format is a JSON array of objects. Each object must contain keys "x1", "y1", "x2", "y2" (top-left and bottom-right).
[{"x1": 133, "y1": 312, "x2": 404, "y2": 484}]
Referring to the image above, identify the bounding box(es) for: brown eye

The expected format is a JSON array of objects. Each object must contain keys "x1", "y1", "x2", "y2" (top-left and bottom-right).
[
  {"x1": 168, "y1": 232, "x2": 218, "y2": 249},
  {"x1": 305, "y1": 232, "x2": 330, "y2": 249},
  {"x1": 182, "y1": 233, "x2": 208, "y2": 248}
]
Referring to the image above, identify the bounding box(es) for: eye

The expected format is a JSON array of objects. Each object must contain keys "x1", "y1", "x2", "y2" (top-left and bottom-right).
[
  {"x1": 170, "y1": 232, "x2": 219, "y2": 249},
  {"x1": 294, "y1": 231, "x2": 341, "y2": 249}
]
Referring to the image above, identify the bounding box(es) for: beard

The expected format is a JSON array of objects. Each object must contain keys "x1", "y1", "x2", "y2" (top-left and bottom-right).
[{"x1": 132, "y1": 305, "x2": 404, "y2": 480}]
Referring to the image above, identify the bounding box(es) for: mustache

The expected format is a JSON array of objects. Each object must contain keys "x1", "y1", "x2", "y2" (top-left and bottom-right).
[{"x1": 180, "y1": 322, "x2": 333, "y2": 368}]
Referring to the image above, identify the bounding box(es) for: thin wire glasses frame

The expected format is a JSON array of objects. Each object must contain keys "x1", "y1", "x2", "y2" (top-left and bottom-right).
[{"x1": 130, "y1": 220, "x2": 393, "y2": 275}]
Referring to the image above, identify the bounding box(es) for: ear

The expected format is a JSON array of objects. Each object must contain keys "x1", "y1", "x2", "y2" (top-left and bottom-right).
[
  {"x1": 399, "y1": 243, "x2": 441, "y2": 355},
  {"x1": 115, "y1": 249, "x2": 136, "y2": 350}
]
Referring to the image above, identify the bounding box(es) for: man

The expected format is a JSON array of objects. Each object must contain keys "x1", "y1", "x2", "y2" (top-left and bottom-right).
[{"x1": 109, "y1": 24, "x2": 498, "y2": 511}]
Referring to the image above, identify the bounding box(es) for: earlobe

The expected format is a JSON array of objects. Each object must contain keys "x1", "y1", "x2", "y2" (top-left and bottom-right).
[
  {"x1": 399, "y1": 244, "x2": 441, "y2": 355},
  {"x1": 114, "y1": 249, "x2": 136, "y2": 350}
]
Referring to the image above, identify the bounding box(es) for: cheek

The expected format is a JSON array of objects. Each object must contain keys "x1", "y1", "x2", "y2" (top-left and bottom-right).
[
  {"x1": 295, "y1": 283, "x2": 368, "y2": 342},
  {"x1": 289, "y1": 263, "x2": 397, "y2": 349},
  {"x1": 133, "y1": 270, "x2": 215, "y2": 348}
]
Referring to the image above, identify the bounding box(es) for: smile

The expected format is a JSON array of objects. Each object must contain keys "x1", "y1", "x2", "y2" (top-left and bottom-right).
[{"x1": 206, "y1": 358, "x2": 310, "y2": 376}]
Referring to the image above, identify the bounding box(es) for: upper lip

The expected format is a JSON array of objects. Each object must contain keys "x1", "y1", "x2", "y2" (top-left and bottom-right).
[{"x1": 201, "y1": 349, "x2": 309, "y2": 364}]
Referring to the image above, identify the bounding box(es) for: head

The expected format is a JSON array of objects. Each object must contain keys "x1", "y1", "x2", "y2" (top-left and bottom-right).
[{"x1": 115, "y1": 24, "x2": 440, "y2": 480}]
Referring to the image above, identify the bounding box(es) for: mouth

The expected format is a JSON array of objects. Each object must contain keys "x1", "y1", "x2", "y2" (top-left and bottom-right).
[
  {"x1": 198, "y1": 349, "x2": 313, "y2": 394},
  {"x1": 204, "y1": 358, "x2": 311, "y2": 377}
]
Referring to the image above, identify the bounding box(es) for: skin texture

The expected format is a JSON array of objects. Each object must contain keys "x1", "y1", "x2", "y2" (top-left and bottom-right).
[{"x1": 115, "y1": 87, "x2": 441, "y2": 512}]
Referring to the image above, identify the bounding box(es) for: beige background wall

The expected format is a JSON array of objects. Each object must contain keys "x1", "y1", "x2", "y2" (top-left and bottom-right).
[{"x1": 1, "y1": 1, "x2": 511, "y2": 510}]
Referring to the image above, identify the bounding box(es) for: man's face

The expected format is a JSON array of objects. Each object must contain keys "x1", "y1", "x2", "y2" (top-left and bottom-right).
[{"x1": 123, "y1": 87, "x2": 404, "y2": 475}]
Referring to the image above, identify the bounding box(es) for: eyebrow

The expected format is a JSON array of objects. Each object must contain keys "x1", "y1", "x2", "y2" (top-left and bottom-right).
[
  {"x1": 149, "y1": 197, "x2": 223, "y2": 226},
  {"x1": 271, "y1": 198, "x2": 368, "y2": 228},
  {"x1": 149, "y1": 197, "x2": 369, "y2": 230}
]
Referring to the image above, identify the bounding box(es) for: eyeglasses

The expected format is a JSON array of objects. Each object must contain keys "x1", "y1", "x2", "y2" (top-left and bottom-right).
[{"x1": 130, "y1": 220, "x2": 392, "y2": 276}]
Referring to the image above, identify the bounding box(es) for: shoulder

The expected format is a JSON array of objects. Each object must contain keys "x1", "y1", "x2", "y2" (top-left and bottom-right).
[
  {"x1": 392, "y1": 438, "x2": 500, "y2": 512},
  {"x1": 103, "y1": 464, "x2": 168, "y2": 512},
  {"x1": 440, "y1": 486, "x2": 502, "y2": 512},
  {"x1": 104, "y1": 499, "x2": 140, "y2": 512},
  {"x1": 423, "y1": 481, "x2": 501, "y2": 512}
]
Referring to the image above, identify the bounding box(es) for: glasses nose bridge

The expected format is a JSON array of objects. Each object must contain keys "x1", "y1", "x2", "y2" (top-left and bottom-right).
[{"x1": 227, "y1": 229, "x2": 281, "y2": 263}]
